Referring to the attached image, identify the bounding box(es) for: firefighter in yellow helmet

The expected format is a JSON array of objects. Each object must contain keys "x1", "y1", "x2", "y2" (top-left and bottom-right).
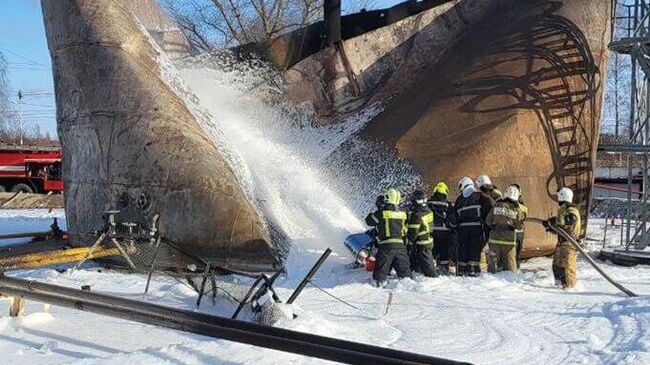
[
  {"x1": 365, "y1": 188, "x2": 412, "y2": 286},
  {"x1": 485, "y1": 185, "x2": 527, "y2": 273},
  {"x1": 427, "y1": 182, "x2": 455, "y2": 275},
  {"x1": 544, "y1": 187, "x2": 582, "y2": 289}
]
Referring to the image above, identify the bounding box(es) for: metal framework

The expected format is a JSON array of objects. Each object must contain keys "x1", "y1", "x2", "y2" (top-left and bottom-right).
[{"x1": 605, "y1": 0, "x2": 650, "y2": 250}]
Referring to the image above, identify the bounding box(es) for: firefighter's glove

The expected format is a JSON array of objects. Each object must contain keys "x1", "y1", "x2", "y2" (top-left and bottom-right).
[{"x1": 542, "y1": 218, "x2": 555, "y2": 232}]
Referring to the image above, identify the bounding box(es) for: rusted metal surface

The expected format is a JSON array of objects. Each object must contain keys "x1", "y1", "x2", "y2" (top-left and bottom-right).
[
  {"x1": 285, "y1": 0, "x2": 610, "y2": 258},
  {"x1": 41, "y1": 0, "x2": 279, "y2": 272}
]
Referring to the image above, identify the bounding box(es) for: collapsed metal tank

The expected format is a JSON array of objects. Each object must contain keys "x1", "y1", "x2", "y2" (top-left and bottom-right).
[
  {"x1": 43, "y1": 0, "x2": 610, "y2": 269},
  {"x1": 41, "y1": 0, "x2": 279, "y2": 271},
  {"x1": 277, "y1": 0, "x2": 610, "y2": 257}
]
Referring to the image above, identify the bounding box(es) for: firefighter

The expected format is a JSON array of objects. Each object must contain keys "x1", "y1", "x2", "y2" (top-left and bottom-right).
[
  {"x1": 544, "y1": 187, "x2": 582, "y2": 289},
  {"x1": 428, "y1": 182, "x2": 454, "y2": 275},
  {"x1": 486, "y1": 185, "x2": 526, "y2": 273},
  {"x1": 365, "y1": 188, "x2": 412, "y2": 286},
  {"x1": 455, "y1": 177, "x2": 493, "y2": 276},
  {"x1": 364, "y1": 194, "x2": 387, "y2": 254},
  {"x1": 512, "y1": 183, "x2": 529, "y2": 268},
  {"x1": 407, "y1": 190, "x2": 437, "y2": 277},
  {"x1": 476, "y1": 174, "x2": 501, "y2": 272},
  {"x1": 476, "y1": 174, "x2": 503, "y2": 201}
]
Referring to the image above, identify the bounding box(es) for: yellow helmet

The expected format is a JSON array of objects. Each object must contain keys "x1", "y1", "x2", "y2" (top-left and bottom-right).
[
  {"x1": 433, "y1": 182, "x2": 450, "y2": 196},
  {"x1": 384, "y1": 188, "x2": 401, "y2": 205}
]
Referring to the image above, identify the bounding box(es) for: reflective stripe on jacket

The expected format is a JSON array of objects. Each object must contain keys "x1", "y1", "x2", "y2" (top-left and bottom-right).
[
  {"x1": 427, "y1": 195, "x2": 452, "y2": 231},
  {"x1": 365, "y1": 204, "x2": 407, "y2": 244},
  {"x1": 454, "y1": 191, "x2": 492, "y2": 228},
  {"x1": 407, "y1": 205, "x2": 434, "y2": 245},
  {"x1": 486, "y1": 199, "x2": 526, "y2": 245}
]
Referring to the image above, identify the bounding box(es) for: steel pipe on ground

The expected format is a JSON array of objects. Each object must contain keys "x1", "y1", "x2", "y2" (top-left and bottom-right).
[
  {"x1": 0, "y1": 232, "x2": 52, "y2": 240},
  {"x1": 0, "y1": 274, "x2": 469, "y2": 365}
]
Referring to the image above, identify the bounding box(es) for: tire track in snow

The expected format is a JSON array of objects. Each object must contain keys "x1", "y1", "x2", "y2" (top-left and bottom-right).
[{"x1": 600, "y1": 297, "x2": 650, "y2": 364}]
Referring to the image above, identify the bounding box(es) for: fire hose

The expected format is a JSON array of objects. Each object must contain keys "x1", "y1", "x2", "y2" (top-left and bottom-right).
[{"x1": 525, "y1": 217, "x2": 638, "y2": 297}]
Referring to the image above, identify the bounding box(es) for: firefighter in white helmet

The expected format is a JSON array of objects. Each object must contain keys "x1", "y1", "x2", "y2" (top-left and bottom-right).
[
  {"x1": 454, "y1": 177, "x2": 493, "y2": 276},
  {"x1": 476, "y1": 174, "x2": 502, "y2": 272},
  {"x1": 543, "y1": 187, "x2": 582, "y2": 289},
  {"x1": 485, "y1": 185, "x2": 527, "y2": 273},
  {"x1": 476, "y1": 174, "x2": 503, "y2": 201}
]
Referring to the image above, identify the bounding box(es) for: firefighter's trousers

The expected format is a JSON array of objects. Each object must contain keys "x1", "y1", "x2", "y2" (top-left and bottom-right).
[
  {"x1": 457, "y1": 226, "x2": 485, "y2": 275},
  {"x1": 552, "y1": 245, "x2": 577, "y2": 288},
  {"x1": 515, "y1": 231, "x2": 525, "y2": 268},
  {"x1": 488, "y1": 244, "x2": 517, "y2": 273},
  {"x1": 373, "y1": 243, "x2": 412, "y2": 282},
  {"x1": 414, "y1": 243, "x2": 437, "y2": 277},
  {"x1": 432, "y1": 230, "x2": 453, "y2": 269}
]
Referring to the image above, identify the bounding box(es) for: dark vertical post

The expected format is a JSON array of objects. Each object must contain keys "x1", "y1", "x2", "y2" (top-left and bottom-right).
[
  {"x1": 323, "y1": 0, "x2": 341, "y2": 46},
  {"x1": 287, "y1": 248, "x2": 332, "y2": 304},
  {"x1": 626, "y1": 0, "x2": 639, "y2": 245}
]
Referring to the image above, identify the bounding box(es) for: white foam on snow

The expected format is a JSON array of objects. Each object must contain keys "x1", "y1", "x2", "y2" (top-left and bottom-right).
[
  {"x1": 178, "y1": 64, "x2": 370, "y2": 263},
  {"x1": 0, "y1": 214, "x2": 649, "y2": 364}
]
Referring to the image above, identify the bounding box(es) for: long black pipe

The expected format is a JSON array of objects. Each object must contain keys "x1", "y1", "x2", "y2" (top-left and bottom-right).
[
  {"x1": 0, "y1": 231, "x2": 51, "y2": 240},
  {"x1": 0, "y1": 274, "x2": 469, "y2": 365}
]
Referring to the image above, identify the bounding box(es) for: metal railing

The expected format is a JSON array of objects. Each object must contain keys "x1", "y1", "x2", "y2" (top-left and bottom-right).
[{"x1": 607, "y1": 0, "x2": 650, "y2": 251}]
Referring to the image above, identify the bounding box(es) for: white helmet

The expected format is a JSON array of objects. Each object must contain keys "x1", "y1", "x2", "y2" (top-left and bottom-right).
[
  {"x1": 503, "y1": 185, "x2": 520, "y2": 202},
  {"x1": 557, "y1": 187, "x2": 574, "y2": 203},
  {"x1": 458, "y1": 176, "x2": 474, "y2": 191},
  {"x1": 476, "y1": 174, "x2": 492, "y2": 188}
]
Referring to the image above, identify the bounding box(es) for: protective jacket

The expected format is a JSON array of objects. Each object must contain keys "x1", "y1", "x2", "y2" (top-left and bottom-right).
[
  {"x1": 481, "y1": 186, "x2": 503, "y2": 203},
  {"x1": 549, "y1": 203, "x2": 581, "y2": 288},
  {"x1": 427, "y1": 193, "x2": 453, "y2": 232},
  {"x1": 365, "y1": 204, "x2": 407, "y2": 245},
  {"x1": 518, "y1": 197, "x2": 529, "y2": 214},
  {"x1": 454, "y1": 191, "x2": 492, "y2": 228},
  {"x1": 486, "y1": 199, "x2": 526, "y2": 246},
  {"x1": 551, "y1": 203, "x2": 581, "y2": 246},
  {"x1": 407, "y1": 204, "x2": 434, "y2": 245},
  {"x1": 516, "y1": 198, "x2": 529, "y2": 232}
]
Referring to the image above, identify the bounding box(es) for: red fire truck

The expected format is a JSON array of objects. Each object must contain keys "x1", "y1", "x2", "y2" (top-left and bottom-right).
[{"x1": 0, "y1": 145, "x2": 63, "y2": 194}]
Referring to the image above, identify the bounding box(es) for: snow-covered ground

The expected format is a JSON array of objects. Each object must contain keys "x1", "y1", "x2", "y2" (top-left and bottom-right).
[{"x1": 0, "y1": 213, "x2": 648, "y2": 365}]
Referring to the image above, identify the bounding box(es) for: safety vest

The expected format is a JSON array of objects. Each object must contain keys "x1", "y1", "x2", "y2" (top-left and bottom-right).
[
  {"x1": 557, "y1": 204, "x2": 581, "y2": 246},
  {"x1": 366, "y1": 205, "x2": 407, "y2": 244},
  {"x1": 408, "y1": 206, "x2": 434, "y2": 245},
  {"x1": 487, "y1": 200, "x2": 525, "y2": 246}
]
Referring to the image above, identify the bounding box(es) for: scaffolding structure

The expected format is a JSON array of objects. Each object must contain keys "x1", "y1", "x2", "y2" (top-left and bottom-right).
[{"x1": 601, "y1": 0, "x2": 650, "y2": 255}]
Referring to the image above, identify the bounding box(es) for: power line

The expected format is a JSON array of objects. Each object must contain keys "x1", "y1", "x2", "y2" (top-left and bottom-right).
[{"x1": 0, "y1": 46, "x2": 50, "y2": 69}]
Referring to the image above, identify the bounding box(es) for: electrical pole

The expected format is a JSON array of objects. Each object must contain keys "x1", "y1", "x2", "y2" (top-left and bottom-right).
[{"x1": 17, "y1": 89, "x2": 23, "y2": 145}]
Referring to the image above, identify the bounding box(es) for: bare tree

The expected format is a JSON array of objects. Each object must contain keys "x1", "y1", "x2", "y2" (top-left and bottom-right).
[
  {"x1": 603, "y1": 2, "x2": 634, "y2": 138},
  {"x1": 163, "y1": 0, "x2": 324, "y2": 51},
  {"x1": 605, "y1": 52, "x2": 631, "y2": 137},
  {"x1": 0, "y1": 51, "x2": 14, "y2": 143}
]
